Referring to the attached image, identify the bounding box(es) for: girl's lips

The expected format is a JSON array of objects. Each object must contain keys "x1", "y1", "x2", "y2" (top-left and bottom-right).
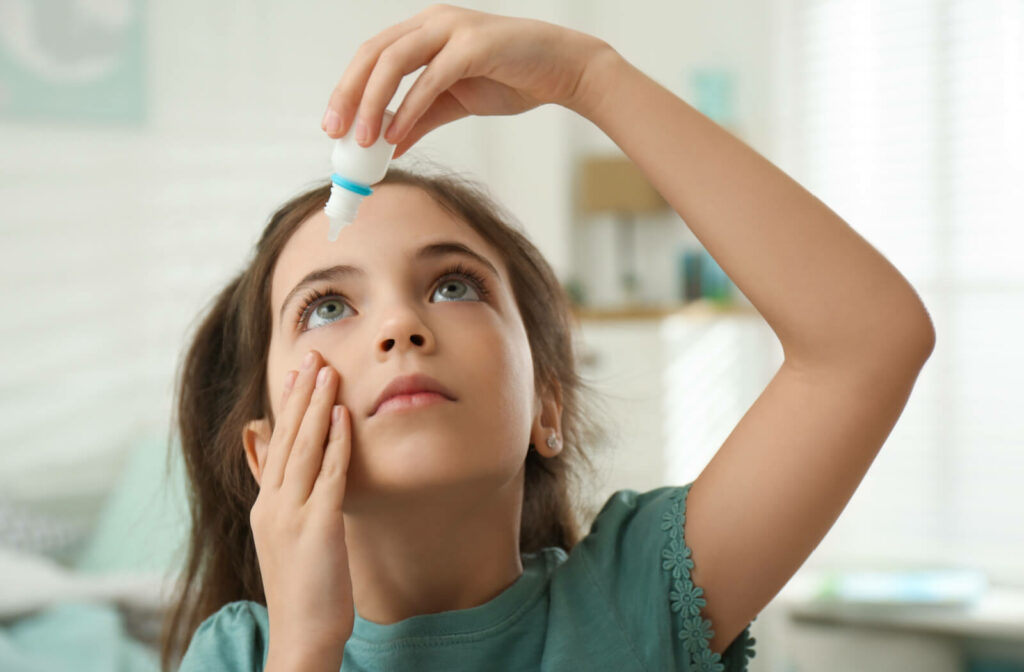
[
  {"x1": 369, "y1": 373, "x2": 457, "y2": 416},
  {"x1": 372, "y1": 391, "x2": 452, "y2": 416}
]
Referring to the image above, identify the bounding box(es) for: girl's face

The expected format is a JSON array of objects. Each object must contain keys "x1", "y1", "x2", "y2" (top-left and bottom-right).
[{"x1": 256, "y1": 184, "x2": 544, "y2": 504}]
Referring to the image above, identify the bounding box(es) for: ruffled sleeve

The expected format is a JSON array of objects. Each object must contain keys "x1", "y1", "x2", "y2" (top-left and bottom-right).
[
  {"x1": 177, "y1": 601, "x2": 269, "y2": 672},
  {"x1": 574, "y1": 483, "x2": 757, "y2": 671}
]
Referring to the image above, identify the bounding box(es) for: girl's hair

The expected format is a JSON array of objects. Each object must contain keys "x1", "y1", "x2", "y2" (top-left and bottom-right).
[{"x1": 159, "y1": 163, "x2": 612, "y2": 671}]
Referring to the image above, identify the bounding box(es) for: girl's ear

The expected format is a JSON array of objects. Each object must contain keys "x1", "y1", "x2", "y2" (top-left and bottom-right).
[
  {"x1": 241, "y1": 418, "x2": 273, "y2": 485},
  {"x1": 531, "y1": 377, "x2": 565, "y2": 458}
]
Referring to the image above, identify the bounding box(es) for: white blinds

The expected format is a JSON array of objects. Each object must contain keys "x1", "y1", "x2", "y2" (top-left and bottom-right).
[
  {"x1": 0, "y1": 130, "x2": 323, "y2": 554},
  {"x1": 784, "y1": 0, "x2": 1024, "y2": 584}
]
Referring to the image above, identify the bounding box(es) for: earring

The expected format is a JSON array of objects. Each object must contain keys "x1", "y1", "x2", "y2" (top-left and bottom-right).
[{"x1": 528, "y1": 434, "x2": 559, "y2": 454}]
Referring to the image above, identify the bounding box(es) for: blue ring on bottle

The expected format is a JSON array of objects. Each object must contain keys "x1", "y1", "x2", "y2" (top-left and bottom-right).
[{"x1": 330, "y1": 173, "x2": 373, "y2": 196}]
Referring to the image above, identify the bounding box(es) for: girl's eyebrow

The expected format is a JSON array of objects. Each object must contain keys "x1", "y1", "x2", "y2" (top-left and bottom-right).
[{"x1": 278, "y1": 240, "x2": 500, "y2": 324}]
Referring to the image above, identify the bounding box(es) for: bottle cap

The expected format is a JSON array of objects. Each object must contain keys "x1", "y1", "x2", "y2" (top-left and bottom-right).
[{"x1": 323, "y1": 108, "x2": 396, "y2": 242}]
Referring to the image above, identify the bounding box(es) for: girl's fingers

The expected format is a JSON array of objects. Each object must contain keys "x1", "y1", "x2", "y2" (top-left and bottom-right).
[
  {"x1": 262, "y1": 369, "x2": 300, "y2": 477},
  {"x1": 281, "y1": 366, "x2": 338, "y2": 505},
  {"x1": 263, "y1": 351, "x2": 323, "y2": 490},
  {"x1": 390, "y1": 89, "x2": 468, "y2": 159},
  {"x1": 386, "y1": 46, "x2": 471, "y2": 147},
  {"x1": 323, "y1": 13, "x2": 426, "y2": 138},
  {"x1": 355, "y1": 26, "x2": 449, "y2": 147},
  {"x1": 309, "y1": 405, "x2": 351, "y2": 513}
]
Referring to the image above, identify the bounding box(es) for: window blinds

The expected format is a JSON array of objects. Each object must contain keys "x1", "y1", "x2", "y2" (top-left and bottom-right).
[{"x1": 787, "y1": 0, "x2": 1023, "y2": 584}]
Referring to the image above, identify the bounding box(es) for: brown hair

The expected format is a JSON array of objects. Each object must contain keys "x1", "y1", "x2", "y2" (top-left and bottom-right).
[{"x1": 159, "y1": 162, "x2": 612, "y2": 671}]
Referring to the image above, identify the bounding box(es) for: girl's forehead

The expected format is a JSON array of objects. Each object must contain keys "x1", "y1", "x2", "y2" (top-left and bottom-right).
[
  {"x1": 286, "y1": 185, "x2": 483, "y2": 262},
  {"x1": 271, "y1": 191, "x2": 507, "y2": 316}
]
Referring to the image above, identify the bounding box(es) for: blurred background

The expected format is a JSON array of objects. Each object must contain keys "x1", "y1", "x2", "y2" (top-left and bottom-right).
[{"x1": 1, "y1": 0, "x2": 1022, "y2": 670}]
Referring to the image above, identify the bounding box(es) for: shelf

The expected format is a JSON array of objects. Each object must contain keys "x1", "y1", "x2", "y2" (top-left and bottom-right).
[
  {"x1": 776, "y1": 571, "x2": 1024, "y2": 643},
  {"x1": 570, "y1": 298, "x2": 760, "y2": 322},
  {"x1": 784, "y1": 591, "x2": 1024, "y2": 643}
]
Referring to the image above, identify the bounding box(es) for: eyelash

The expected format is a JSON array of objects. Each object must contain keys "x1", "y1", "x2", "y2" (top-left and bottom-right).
[{"x1": 293, "y1": 262, "x2": 492, "y2": 331}]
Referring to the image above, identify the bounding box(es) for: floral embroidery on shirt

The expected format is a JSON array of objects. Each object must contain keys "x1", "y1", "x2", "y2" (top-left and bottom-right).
[{"x1": 662, "y1": 484, "x2": 757, "y2": 672}]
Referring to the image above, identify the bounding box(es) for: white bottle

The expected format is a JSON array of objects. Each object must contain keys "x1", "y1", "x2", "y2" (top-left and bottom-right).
[{"x1": 324, "y1": 108, "x2": 398, "y2": 241}]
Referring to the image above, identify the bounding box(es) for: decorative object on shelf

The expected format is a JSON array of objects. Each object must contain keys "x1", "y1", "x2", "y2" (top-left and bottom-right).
[
  {"x1": 811, "y1": 567, "x2": 989, "y2": 609},
  {"x1": 690, "y1": 66, "x2": 739, "y2": 133},
  {"x1": 679, "y1": 247, "x2": 704, "y2": 302},
  {"x1": 699, "y1": 250, "x2": 735, "y2": 304},
  {"x1": 677, "y1": 246, "x2": 736, "y2": 306},
  {"x1": 576, "y1": 153, "x2": 667, "y2": 307},
  {"x1": 563, "y1": 275, "x2": 587, "y2": 308}
]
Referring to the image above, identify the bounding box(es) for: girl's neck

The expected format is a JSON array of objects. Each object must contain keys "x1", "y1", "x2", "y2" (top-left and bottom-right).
[{"x1": 344, "y1": 468, "x2": 526, "y2": 625}]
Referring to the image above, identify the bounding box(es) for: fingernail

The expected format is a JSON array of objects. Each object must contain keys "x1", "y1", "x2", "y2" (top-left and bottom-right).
[
  {"x1": 303, "y1": 351, "x2": 316, "y2": 370},
  {"x1": 325, "y1": 108, "x2": 341, "y2": 135},
  {"x1": 332, "y1": 405, "x2": 343, "y2": 425},
  {"x1": 355, "y1": 119, "x2": 368, "y2": 144},
  {"x1": 316, "y1": 366, "x2": 330, "y2": 388}
]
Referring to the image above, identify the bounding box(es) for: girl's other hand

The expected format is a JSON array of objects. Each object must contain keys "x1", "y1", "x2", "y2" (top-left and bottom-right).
[
  {"x1": 321, "y1": 3, "x2": 614, "y2": 158},
  {"x1": 250, "y1": 350, "x2": 353, "y2": 667}
]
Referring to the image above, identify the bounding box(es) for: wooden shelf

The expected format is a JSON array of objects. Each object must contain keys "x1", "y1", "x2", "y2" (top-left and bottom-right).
[{"x1": 570, "y1": 298, "x2": 761, "y2": 322}]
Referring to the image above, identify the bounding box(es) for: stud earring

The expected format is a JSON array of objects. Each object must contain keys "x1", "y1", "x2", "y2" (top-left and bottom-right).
[{"x1": 546, "y1": 433, "x2": 559, "y2": 449}]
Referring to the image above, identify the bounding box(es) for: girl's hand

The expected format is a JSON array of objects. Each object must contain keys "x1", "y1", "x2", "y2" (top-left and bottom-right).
[
  {"x1": 250, "y1": 350, "x2": 353, "y2": 665},
  {"x1": 321, "y1": 3, "x2": 613, "y2": 158}
]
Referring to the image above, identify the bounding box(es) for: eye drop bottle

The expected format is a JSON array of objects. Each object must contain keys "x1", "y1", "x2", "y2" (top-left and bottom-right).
[{"x1": 324, "y1": 108, "x2": 397, "y2": 241}]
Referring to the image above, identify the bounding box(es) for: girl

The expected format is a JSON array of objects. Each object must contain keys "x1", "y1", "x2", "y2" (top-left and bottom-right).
[{"x1": 163, "y1": 5, "x2": 935, "y2": 672}]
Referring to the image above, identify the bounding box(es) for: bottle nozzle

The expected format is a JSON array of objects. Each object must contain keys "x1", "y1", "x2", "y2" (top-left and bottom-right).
[
  {"x1": 327, "y1": 216, "x2": 350, "y2": 242},
  {"x1": 323, "y1": 177, "x2": 370, "y2": 241}
]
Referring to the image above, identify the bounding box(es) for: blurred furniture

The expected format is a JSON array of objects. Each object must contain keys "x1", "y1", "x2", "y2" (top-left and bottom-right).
[
  {"x1": 575, "y1": 154, "x2": 668, "y2": 306},
  {"x1": 0, "y1": 432, "x2": 189, "y2": 671},
  {"x1": 572, "y1": 299, "x2": 780, "y2": 528},
  {"x1": 772, "y1": 571, "x2": 1024, "y2": 671}
]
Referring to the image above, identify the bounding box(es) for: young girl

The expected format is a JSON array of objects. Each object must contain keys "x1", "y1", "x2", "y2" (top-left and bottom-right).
[{"x1": 163, "y1": 5, "x2": 935, "y2": 672}]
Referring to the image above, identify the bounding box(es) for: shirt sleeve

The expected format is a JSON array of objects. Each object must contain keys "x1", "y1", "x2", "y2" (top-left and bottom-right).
[
  {"x1": 177, "y1": 601, "x2": 269, "y2": 672},
  {"x1": 575, "y1": 483, "x2": 757, "y2": 672}
]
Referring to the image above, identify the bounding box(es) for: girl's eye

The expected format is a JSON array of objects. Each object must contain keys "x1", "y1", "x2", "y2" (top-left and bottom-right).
[
  {"x1": 295, "y1": 263, "x2": 492, "y2": 332},
  {"x1": 303, "y1": 296, "x2": 350, "y2": 330}
]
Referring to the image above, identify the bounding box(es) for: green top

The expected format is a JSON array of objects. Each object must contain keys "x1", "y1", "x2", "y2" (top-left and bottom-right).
[{"x1": 178, "y1": 483, "x2": 757, "y2": 671}]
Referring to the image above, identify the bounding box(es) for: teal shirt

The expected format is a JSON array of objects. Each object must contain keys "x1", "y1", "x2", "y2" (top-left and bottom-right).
[{"x1": 178, "y1": 483, "x2": 757, "y2": 671}]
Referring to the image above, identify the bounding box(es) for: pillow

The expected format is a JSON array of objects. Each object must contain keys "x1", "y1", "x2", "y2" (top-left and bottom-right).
[
  {"x1": 0, "y1": 430, "x2": 139, "y2": 563},
  {"x1": 72, "y1": 432, "x2": 190, "y2": 577},
  {"x1": 0, "y1": 497, "x2": 92, "y2": 562}
]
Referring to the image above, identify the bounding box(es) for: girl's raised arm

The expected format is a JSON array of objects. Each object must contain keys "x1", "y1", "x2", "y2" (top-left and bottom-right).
[{"x1": 571, "y1": 46, "x2": 935, "y2": 654}]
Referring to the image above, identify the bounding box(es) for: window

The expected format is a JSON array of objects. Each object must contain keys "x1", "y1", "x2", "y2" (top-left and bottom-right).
[{"x1": 782, "y1": 0, "x2": 1023, "y2": 585}]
